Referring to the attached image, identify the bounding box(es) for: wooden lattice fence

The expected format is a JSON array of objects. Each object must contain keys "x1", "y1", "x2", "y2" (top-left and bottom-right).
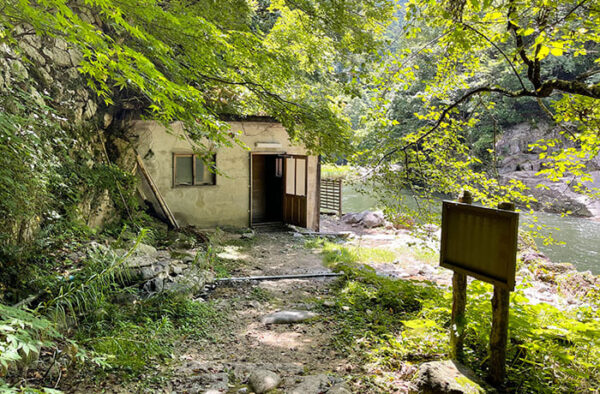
[{"x1": 320, "y1": 179, "x2": 342, "y2": 216}]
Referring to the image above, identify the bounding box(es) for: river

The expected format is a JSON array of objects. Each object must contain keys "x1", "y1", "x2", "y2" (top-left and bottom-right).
[{"x1": 340, "y1": 185, "x2": 600, "y2": 274}]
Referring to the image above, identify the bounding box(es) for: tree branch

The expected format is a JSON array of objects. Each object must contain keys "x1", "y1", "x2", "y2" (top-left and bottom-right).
[{"x1": 462, "y1": 23, "x2": 527, "y2": 91}]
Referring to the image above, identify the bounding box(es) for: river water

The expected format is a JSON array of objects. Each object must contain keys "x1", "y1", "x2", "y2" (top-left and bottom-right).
[{"x1": 341, "y1": 185, "x2": 600, "y2": 274}]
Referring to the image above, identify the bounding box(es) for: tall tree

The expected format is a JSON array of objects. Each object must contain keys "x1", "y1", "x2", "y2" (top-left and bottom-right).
[
  {"x1": 357, "y1": 0, "x2": 600, "y2": 223},
  {"x1": 1, "y1": 0, "x2": 396, "y2": 153}
]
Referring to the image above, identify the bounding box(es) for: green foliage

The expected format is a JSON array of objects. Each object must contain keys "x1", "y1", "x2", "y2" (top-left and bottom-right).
[
  {"x1": 0, "y1": 303, "x2": 109, "y2": 391},
  {"x1": 138, "y1": 293, "x2": 226, "y2": 341},
  {"x1": 350, "y1": 0, "x2": 600, "y2": 222},
  {"x1": 77, "y1": 293, "x2": 225, "y2": 379},
  {"x1": 0, "y1": 304, "x2": 60, "y2": 377},
  {"x1": 83, "y1": 317, "x2": 173, "y2": 378},
  {"x1": 321, "y1": 164, "x2": 356, "y2": 180},
  {"x1": 41, "y1": 231, "x2": 147, "y2": 326},
  {"x1": 327, "y1": 259, "x2": 600, "y2": 392},
  {"x1": 1, "y1": 0, "x2": 397, "y2": 156}
]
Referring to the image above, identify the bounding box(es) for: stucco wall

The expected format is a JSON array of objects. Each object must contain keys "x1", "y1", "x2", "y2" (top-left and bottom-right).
[{"x1": 129, "y1": 120, "x2": 319, "y2": 229}]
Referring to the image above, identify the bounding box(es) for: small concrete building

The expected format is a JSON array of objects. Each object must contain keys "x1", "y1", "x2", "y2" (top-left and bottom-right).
[{"x1": 129, "y1": 117, "x2": 320, "y2": 231}]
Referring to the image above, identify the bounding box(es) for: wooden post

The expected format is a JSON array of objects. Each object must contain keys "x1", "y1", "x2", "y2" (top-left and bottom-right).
[
  {"x1": 136, "y1": 154, "x2": 179, "y2": 229},
  {"x1": 489, "y1": 201, "x2": 515, "y2": 386},
  {"x1": 450, "y1": 190, "x2": 472, "y2": 361},
  {"x1": 338, "y1": 179, "x2": 343, "y2": 218}
]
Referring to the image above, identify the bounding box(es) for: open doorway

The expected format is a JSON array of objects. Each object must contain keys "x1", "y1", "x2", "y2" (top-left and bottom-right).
[{"x1": 251, "y1": 154, "x2": 284, "y2": 225}]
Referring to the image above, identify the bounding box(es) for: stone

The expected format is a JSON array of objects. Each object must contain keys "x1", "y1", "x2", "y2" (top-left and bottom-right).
[
  {"x1": 55, "y1": 38, "x2": 68, "y2": 51},
  {"x1": 246, "y1": 300, "x2": 261, "y2": 309},
  {"x1": 261, "y1": 310, "x2": 318, "y2": 325},
  {"x1": 248, "y1": 369, "x2": 281, "y2": 394},
  {"x1": 241, "y1": 230, "x2": 255, "y2": 240},
  {"x1": 289, "y1": 374, "x2": 332, "y2": 394},
  {"x1": 327, "y1": 383, "x2": 352, "y2": 394},
  {"x1": 83, "y1": 99, "x2": 97, "y2": 120},
  {"x1": 23, "y1": 34, "x2": 42, "y2": 50},
  {"x1": 19, "y1": 42, "x2": 46, "y2": 65},
  {"x1": 126, "y1": 256, "x2": 154, "y2": 269},
  {"x1": 342, "y1": 212, "x2": 364, "y2": 224},
  {"x1": 412, "y1": 360, "x2": 486, "y2": 394},
  {"x1": 103, "y1": 112, "x2": 114, "y2": 128},
  {"x1": 68, "y1": 48, "x2": 83, "y2": 66},
  {"x1": 38, "y1": 67, "x2": 54, "y2": 86},
  {"x1": 361, "y1": 211, "x2": 385, "y2": 228},
  {"x1": 536, "y1": 261, "x2": 576, "y2": 274},
  {"x1": 495, "y1": 122, "x2": 600, "y2": 218},
  {"x1": 10, "y1": 60, "x2": 29, "y2": 81},
  {"x1": 134, "y1": 243, "x2": 159, "y2": 258},
  {"x1": 172, "y1": 264, "x2": 184, "y2": 275},
  {"x1": 143, "y1": 277, "x2": 164, "y2": 293}
]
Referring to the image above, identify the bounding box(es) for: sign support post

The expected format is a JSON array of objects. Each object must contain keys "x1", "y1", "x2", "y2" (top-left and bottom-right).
[
  {"x1": 440, "y1": 191, "x2": 519, "y2": 387},
  {"x1": 449, "y1": 190, "x2": 472, "y2": 361},
  {"x1": 488, "y1": 201, "x2": 515, "y2": 386}
]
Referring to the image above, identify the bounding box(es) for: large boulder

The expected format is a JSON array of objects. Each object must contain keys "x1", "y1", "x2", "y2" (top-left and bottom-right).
[
  {"x1": 362, "y1": 211, "x2": 385, "y2": 228},
  {"x1": 495, "y1": 122, "x2": 600, "y2": 218},
  {"x1": 412, "y1": 360, "x2": 486, "y2": 394},
  {"x1": 342, "y1": 212, "x2": 365, "y2": 224},
  {"x1": 248, "y1": 369, "x2": 281, "y2": 393},
  {"x1": 502, "y1": 171, "x2": 599, "y2": 217},
  {"x1": 342, "y1": 210, "x2": 386, "y2": 228}
]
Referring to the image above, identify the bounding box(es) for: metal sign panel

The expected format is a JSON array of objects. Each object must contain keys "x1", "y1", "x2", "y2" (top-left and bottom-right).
[{"x1": 440, "y1": 201, "x2": 519, "y2": 290}]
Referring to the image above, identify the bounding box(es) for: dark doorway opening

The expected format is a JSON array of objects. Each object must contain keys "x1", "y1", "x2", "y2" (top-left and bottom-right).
[{"x1": 251, "y1": 154, "x2": 284, "y2": 225}]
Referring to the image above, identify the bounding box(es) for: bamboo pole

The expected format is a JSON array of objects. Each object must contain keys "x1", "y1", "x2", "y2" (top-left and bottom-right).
[{"x1": 135, "y1": 154, "x2": 179, "y2": 229}]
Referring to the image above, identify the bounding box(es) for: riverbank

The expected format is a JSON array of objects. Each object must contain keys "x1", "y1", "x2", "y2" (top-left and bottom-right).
[
  {"x1": 339, "y1": 185, "x2": 600, "y2": 274},
  {"x1": 320, "y1": 213, "x2": 600, "y2": 310}
]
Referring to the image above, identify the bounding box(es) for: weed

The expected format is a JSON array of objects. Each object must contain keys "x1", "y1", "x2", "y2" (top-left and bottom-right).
[
  {"x1": 249, "y1": 287, "x2": 273, "y2": 302},
  {"x1": 327, "y1": 262, "x2": 600, "y2": 392},
  {"x1": 306, "y1": 238, "x2": 396, "y2": 266},
  {"x1": 85, "y1": 317, "x2": 173, "y2": 378}
]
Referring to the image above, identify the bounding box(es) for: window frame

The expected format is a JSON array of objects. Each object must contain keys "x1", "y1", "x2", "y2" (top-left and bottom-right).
[{"x1": 172, "y1": 153, "x2": 217, "y2": 187}]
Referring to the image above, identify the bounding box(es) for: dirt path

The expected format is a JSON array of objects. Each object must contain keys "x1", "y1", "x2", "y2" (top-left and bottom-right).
[{"x1": 168, "y1": 231, "x2": 356, "y2": 393}]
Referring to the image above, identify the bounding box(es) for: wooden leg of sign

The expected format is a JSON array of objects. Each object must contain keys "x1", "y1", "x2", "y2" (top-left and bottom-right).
[
  {"x1": 450, "y1": 272, "x2": 467, "y2": 361},
  {"x1": 489, "y1": 285, "x2": 510, "y2": 386}
]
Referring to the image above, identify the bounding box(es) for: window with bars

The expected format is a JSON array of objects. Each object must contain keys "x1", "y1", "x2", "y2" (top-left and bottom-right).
[{"x1": 173, "y1": 153, "x2": 216, "y2": 186}]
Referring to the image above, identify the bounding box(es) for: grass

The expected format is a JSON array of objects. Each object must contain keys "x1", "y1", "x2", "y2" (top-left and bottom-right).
[
  {"x1": 77, "y1": 292, "x2": 227, "y2": 380},
  {"x1": 305, "y1": 238, "x2": 396, "y2": 266},
  {"x1": 306, "y1": 236, "x2": 600, "y2": 393},
  {"x1": 391, "y1": 244, "x2": 439, "y2": 266},
  {"x1": 321, "y1": 263, "x2": 600, "y2": 393}
]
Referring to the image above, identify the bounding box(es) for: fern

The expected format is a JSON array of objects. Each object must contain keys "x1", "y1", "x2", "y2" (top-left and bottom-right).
[{"x1": 42, "y1": 230, "x2": 148, "y2": 327}]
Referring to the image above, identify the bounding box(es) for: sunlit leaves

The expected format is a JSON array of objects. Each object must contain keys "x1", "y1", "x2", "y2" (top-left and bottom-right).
[{"x1": 2, "y1": 0, "x2": 397, "y2": 156}]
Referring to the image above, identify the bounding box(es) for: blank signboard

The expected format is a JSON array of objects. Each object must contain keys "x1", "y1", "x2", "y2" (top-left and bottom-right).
[{"x1": 440, "y1": 201, "x2": 519, "y2": 290}]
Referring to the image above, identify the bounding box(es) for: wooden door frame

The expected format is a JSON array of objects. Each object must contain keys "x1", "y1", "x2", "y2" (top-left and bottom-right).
[{"x1": 282, "y1": 154, "x2": 309, "y2": 228}]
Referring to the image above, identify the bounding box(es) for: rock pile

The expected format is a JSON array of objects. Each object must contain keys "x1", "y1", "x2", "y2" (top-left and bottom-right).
[
  {"x1": 172, "y1": 361, "x2": 351, "y2": 393},
  {"x1": 122, "y1": 243, "x2": 214, "y2": 296}
]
